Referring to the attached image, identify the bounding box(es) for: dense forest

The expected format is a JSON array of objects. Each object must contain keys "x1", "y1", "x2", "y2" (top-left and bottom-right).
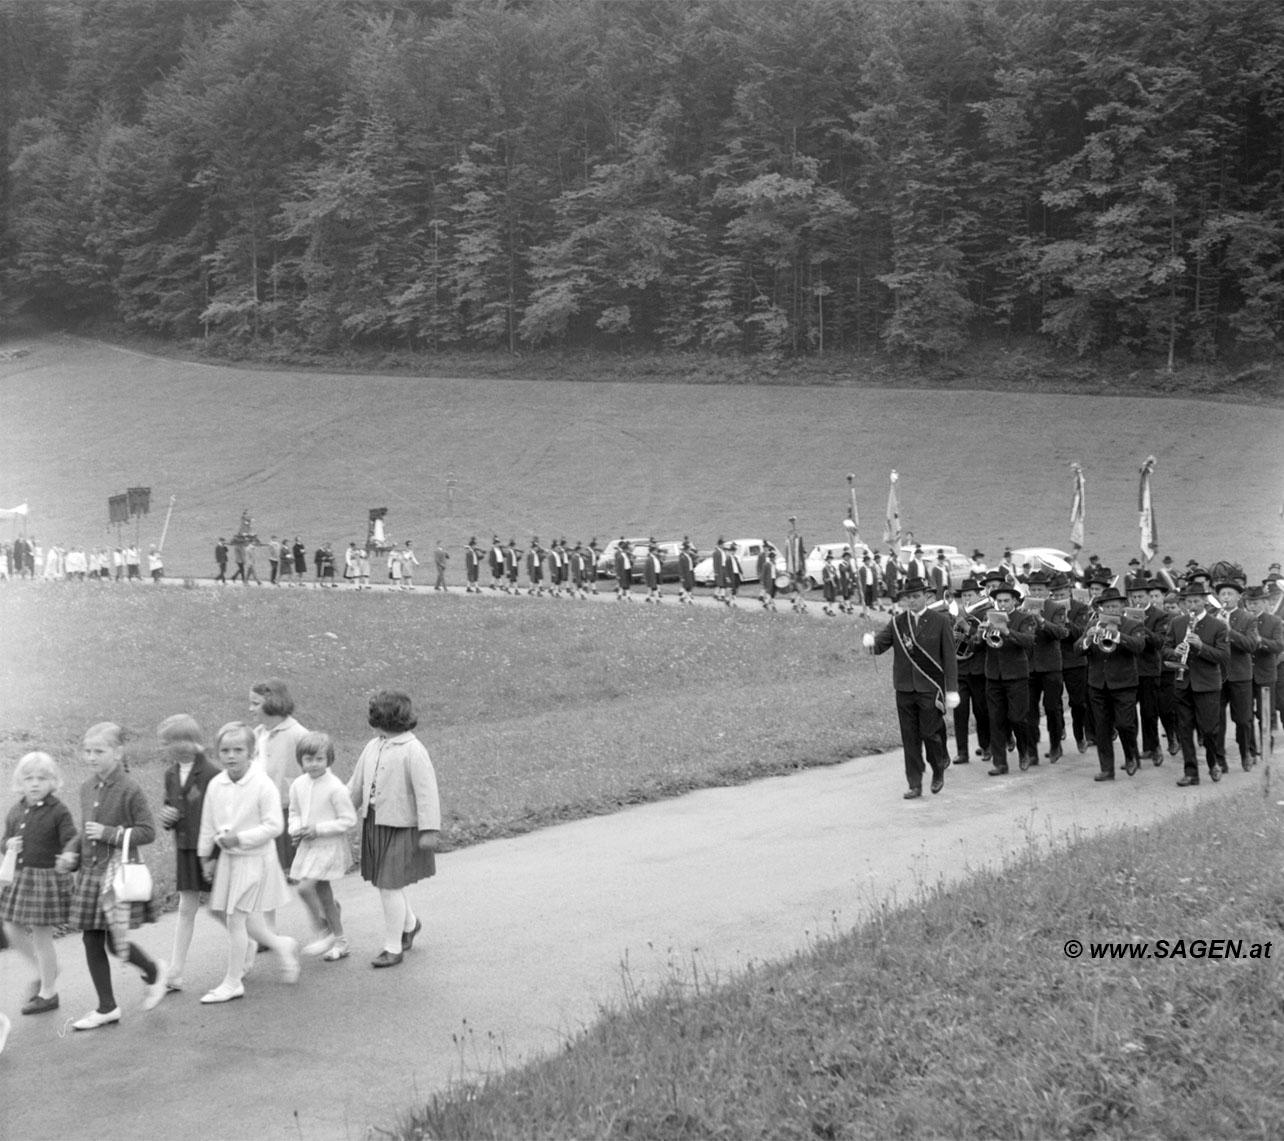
[{"x1": 1, "y1": 0, "x2": 1282, "y2": 364}]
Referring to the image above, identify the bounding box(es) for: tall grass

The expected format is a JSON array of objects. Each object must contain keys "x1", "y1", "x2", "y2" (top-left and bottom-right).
[{"x1": 407, "y1": 791, "x2": 1284, "y2": 1140}]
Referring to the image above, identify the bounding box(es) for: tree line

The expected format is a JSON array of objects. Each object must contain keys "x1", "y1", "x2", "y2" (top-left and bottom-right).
[{"x1": 1, "y1": 0, "x2": 1281, "y2": 364}]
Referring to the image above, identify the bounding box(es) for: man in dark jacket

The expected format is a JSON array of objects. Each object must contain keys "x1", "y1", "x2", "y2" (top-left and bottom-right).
[
  {"x1": 982, "y1": 582, "x2": 1036, "y2": 775},
  {"x1": 1165, "y1": 582, "x2": 1231, "y2": 785},
  {"x1": 1080, "y1": 586, "x2": 1146, "y2": 781}
]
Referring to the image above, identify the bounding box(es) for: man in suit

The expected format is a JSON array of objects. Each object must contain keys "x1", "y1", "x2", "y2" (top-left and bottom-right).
[
  {"x1": 711, "y1": 537, "x2": 729, "y2": 604},
  {"x1": 983, "y1": 581, "x2": 1036, "y2": 774},
  {"x1": 677, "y1": 538, "x2": 697, "y2": 606},
  {"x1": 1147, "y1": 579, "x2": 1179, "y2": 756},
  {"x1": 864, "y1": 577, "x2": 960, "y2": 799},
  {"x1": 1216, "y1": 578, "x2": 1259, "y2": 769},
  {"x1": 859, "y1": 553, "x2": 880, "y2": 612},
  {"x1": 930, "y1": 550, "x2": 951, "y2": 600},
  {"x1": 613, "y1": 540, "x2": 632, "y2": 601},
  {"x1": 463, "y1": 537, "x2": 483, "y2": 593},
  {"x1": 1023, "y1": 571, "x2": 1068, "y2": 764},
  {"x1": 1051, "y1": 573, "x2": 1095, "y2": 753},
  {"x1": 905, "y1": 545, "x2": 928, "y2": 582},
  {"x1": 951, "y1": 578, "x2": 991, "y2": 766},
  {"x1": 1080, "y1": 586, "x2": 1146, "y2": 781},
  {"x1": 643, "y1": 541, "x2": 663, "y2": 603},
  {"x1": 1131, "y1": 574, "x2": 1171, "y2": 764},
  {"x1": 1165, "y1": 582, "x2": 1231, "y2": 785},
  {"x1": 881, "y1": 551, "x2": 901, "y2": 606},
  {"x1": 1247, "y1": 584, "x2": 1284, "y2": 754},
  {"x1": 214, "y1": 538, "x2": 228, "y2": 583},
  {"x1": 488, "y1": 536, "x2": 505, "y2": 591}
]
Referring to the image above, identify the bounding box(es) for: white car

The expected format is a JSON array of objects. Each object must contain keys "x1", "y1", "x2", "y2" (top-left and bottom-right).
[
  {"x1": 900, "y1": 544, "x2": 972, "y2": 590},
  {"x1": 803, "y1": 542, "x2": 875, "y2": 589},
  {"x1": 1008, "y1": 547, "x2": 1073, "y2": 574},
  {"x1": 694, "y1": 539, "x2": 780, "y2": 586}
]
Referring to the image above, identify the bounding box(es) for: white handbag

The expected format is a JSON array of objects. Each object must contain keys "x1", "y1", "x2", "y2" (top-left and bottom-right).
[{"x1": 110, "y1": 828, "x2": 154, "y2": 902}]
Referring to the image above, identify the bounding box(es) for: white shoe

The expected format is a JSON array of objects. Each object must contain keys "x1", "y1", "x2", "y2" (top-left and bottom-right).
[
  {"x1": 142, "y1": 960, "x2": 169, "y2": 1010},
  {"x1": 199, "y1": 982, "x2": 245, "y2": 1004},
  {"x1": 303, "y1": 932, "x2": 336, "y2": 957},
  {"x1": 73, "y1": 1007, "x2": 121, "y2": 1030},
  {"x1": 279, "y1": 937, "x2": 301, "y2": 983},
  {"x1": 322, "y1": 940, "x2": 350, "y2": 961},
  {"x1": 0, "y1": 1013, "x2": 10, "y2": 1054}
]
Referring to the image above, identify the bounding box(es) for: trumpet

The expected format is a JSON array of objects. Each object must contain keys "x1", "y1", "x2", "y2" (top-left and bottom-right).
[{"x1": 1085, "y1": 620, "x2": 1121, "y2": 653}]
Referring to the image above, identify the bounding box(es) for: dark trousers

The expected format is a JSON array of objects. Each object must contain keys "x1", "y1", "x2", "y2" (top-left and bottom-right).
[
  {"x1": 1027, "y1": 669, "x2": 1065, "y2": 749},
  {"x1": 269, "y1": 559, "x2": 279, "y2": 583},
  {"x1": 1063, "y1": 666, "x2": 1093, "y2": 744},
  {"x1": 1089, "y1": 684, "x2": 1139, "y2": 775},
  {"x1": 896, "y1": 689, "x2": 948, "y2": 790},
  {"x1": 1176, "y1": 686, "x2": 1224, "y2": 777},
  {"x1": 1158, "y1": 672, "x2": 1178, "y2": 742},
  {"x1": 231, "y1": 564, "x2": 245, "y2": 582},
  {"x1": 986, "y1": 676, "x2": 1029, "y2": 767},
  {"x1": 215, "y1": 562, "x2": 227, "y2": 583},
  {"x1": 1137, "y1": 675, "x2": 1162, "y2": 755},
  {"x1": 1220, "y1": 679, "x2": 1254, "y2": 761},
  {"x1": 862, "y1": 584, "x2": 876, "y2": 608},
  {"x1": 954, "y1": 671, "x2": 990, "y2": 758}
]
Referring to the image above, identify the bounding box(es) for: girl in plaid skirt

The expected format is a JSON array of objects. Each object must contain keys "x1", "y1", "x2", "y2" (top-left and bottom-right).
[{"x1": 1, "y1": 752, "x2": 77, "y2": 1016}]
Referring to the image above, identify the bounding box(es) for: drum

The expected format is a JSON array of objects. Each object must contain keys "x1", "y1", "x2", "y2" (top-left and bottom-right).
[{"x1": 774, "y1": 573, "x2": 793, "y2": 590}]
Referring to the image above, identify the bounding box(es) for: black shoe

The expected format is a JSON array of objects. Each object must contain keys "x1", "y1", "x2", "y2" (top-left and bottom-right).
[
  {"x1": 401, "y1": 918, "x2": 423, "y2": 952},
  {"x1": 952, "y1": 754, "x2": 968, "y2": 766},
  {"x1": 1210, "y1": 768, "x2": 1222, "y2": 782},
  {"x1": 1166, "y1": 737, "x2": 1179, "y2": 755},
  {"x1": 371, "y1": 950, "x2": 404, "y2": 968},
  {"x1": 1242, "y1": 758, "x2": 1253, "y2": 772},
  {"x1": 1093, "y1": 772, "x2": 1115, "y2": 782},
  {"x1": 903, "y1": 787, "x2": 923, "y2": 800},
  {"x1": 1047, "y1": 743, "x2": 1063, "y2": 764},
  {"x1": 974, "y1": 747, "x2": 986, "y2": 757},
  {"x1": 1018, "y1": 752, "x2": 1031, "y2": 772},
  {"x1": 1124, "y1": 757, "x2": 1138, "y2": 777},
  {"x1": 1218, "y1": 763, "x2": 1228, "y2": 774},
  {"x1": 1075, "y1": 737, "x2": 1087, "y2": 754},
  {"x1": 1084, "y1": 735, "x2": 1095, "y2": 748},
  {"x1": 1152, "y1": 751, "x2": 1164, "y2": 767},
  {"x1": 1176, "y1": 775, "x2": 1200, "y2": 787},
  {"x1": 22, "y1": 993, "x2": 59, "y2": 1015},
  {"x1": 930, "y1": 770, "x2": 945, "y2": 794},
  {"x1": 987, "y1": 764, "x2": 1009, "y2": 776},
  {"x1": 1007, "y1": 734, "x2": 1016, "y2": 752}
]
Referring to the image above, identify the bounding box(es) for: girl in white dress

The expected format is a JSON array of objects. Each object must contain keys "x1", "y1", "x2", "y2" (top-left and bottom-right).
[
  {"x1": 288, "y1": 732, "x2": 356, "y2": 961},
  {"x1": 196, "y1": 722, "x2": 299, "y2": 1004}
]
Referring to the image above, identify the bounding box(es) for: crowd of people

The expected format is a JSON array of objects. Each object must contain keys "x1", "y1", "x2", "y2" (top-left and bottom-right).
[
  {"x1": 865, "y1": 558, "x2": 1284, "y2": 800},
  {"x1": 1, "y1": 537, "x2": 164, "y2": 582},
  {"x1": 0, "y1": 682, "x2": 440, "y2": 1055}
]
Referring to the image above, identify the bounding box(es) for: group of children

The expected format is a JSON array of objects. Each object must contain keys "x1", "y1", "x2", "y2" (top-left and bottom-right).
[{"x1": 0, "y1": 683, "x2": 442, "y2": 1053}]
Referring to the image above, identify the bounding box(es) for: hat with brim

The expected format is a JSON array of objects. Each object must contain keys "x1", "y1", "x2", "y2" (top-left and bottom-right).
[
  {"x1": 897, "y1": 576, "x2": 932, "y2": 599},
  {"x1": 1025, "y1": 570, "x2": 1050, "y2": 586},
  {"x1": 982, "y1": 570, "x2": 1008, "y2": 584},
  {"x1": 1244, "y1": 585, "x2": 1267, "y2": 602},
  {"x1": 1214, "y1": 580, "x2": 1243, "y2": 595},
  {"x1": 990, "y1": 583, "x2": 1021, "y2": 599},
  {"x1": 959, "y1": 578, "x2": 982, "y2": 593},
  {"x1": 1179, "y1": 582, "x2": 1209, "y2": 598},
  {"x1": 1047, "y1": 573, "x2": 1070, "y2": 590},
  {"x1": 1096, "y1": 587, "x2": 1127, "y2": 605}
]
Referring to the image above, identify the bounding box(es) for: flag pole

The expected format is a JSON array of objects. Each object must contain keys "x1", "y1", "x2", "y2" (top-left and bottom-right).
[{"x1": 157, "y1": 495, "x2": 177, "y2": 554}]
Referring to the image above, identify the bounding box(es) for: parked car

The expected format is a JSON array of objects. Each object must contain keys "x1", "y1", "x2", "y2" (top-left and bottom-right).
[
  {"x1": 899, "y1": 543, "x2": 972, "y2": 591},
  {"x1": 595, "y1": 537, "x2": 686, "y2": 582},
  {"x1": 1008, "y1": 546, "x2": 1073, "y2": 574},
  {"x1": 803, "y1": 542, "x2": 876, "y2": 589},
  {"x1": 693, "y1": 539, "x2": 781, "y2": 586}
]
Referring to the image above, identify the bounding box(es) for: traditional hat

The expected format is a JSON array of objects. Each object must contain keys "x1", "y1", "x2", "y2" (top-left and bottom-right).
[
  {"x1": 1179, "y1": 581, "x2": 1209, "y2": 598},
  {"x1": 468, "y1": 536, "x2": 476, "y2": 545},
  {"x1": 1025, "y1": 570, "x2": 1050, "y2": 586},
  {"x1": 1162, "y1": 556, "x2": 1174, "y2": 565},
  {"x1": 1187, "y1": 565, "x2": 1209, "y2": 579},
  {"x1": 959, "y1": 577, "x2": 982, "y2": 593},
  {"x1": 1214, "y1": 579, "x2": 1243, "y2": 595},
  {"x1": 990, "y1": 582, "x2": 1021, "y2": 599},
  {"x1": 1046, "y1": 572, "x2": 1071, "y2": 591},
  {"x1": 983, "y1": 568, "x2": 1009, "y2": 584},
  {"x1": 971, "y1": 549, "x2": 985, "y2": 559},
  {"x1": 897, "y1": 576, "x2": 932, "y2": 598},
  {"x1": 1244, "y1": 585, "x2": 1267, "y2": 602},
  {"x1": 1096, "y1": 586, "x2": 1127, "y2": 604},
  {"x1": 1128, "y1": 557, "x2": 1141, "y2": 567}
]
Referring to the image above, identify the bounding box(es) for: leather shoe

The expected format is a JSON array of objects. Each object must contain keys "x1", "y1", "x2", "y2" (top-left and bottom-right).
[
  {"x1": 1166, "y1": 737, "x2": 1179, "y2": 755},
  {"x1": 401, "y1": 918, "x2": 423, "y2": 952},
  {"x1": 1152, "y1": 751, "x2": 1164, "y2": 767},
  {"x1": 1210, "y1": 767, "x2": 1222, "y2": 782},
  {"x1": 903, "y1": 787, "x2": 923, "y2": 800},
  {"x1": 930, "y1": 770, "x2": 945, "y2": 794},
  {"x1": 199, "y1": 982, "x2": 245, "y2": 1004},
  {"x1": 21, "y1": 993, "x2": 59, "y2": 1015},
  {"x1": 72, "y1": 1007, "x2": 121, "y2": 1030},
  {"x1": 987, "y1": 764, "x2": 1009, "y2": 776},
  {"x1": 1075, "y1": 737, "x2": 1087, "y2": 754},
  {"x1": 1124, "y1": 757, "x2": 1139, "y2": 777},
  {"x1": 1176, "y1": 775, "x2": 1200, "y2": 787},
  {"x1": 1018, "y1": 752, "x2": 1031, "y2": 772},
  {"x1": 372, "y1": 950, "x2": 404, "y2": 968},
  {"x1": 1047, "y1": 743, "x2": 1063, "y2": 764},
  {"x1": 952, "y1": 753, "x2": 968, "y2": 766},
  {"x1": 1093, "y1": 772, "x2": 1115, "y2": 782}
]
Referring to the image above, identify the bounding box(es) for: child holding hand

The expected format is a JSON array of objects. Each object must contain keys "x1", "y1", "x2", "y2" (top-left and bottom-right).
[
  {"x1": 288, "y1": 732, "x2": 357, "y2": 960},
  {"x1": 1, "y1": 752, "x2": 77, "y2": 1016},
  {"x1": 197, "y1": 722, "x2": 299, "y2": 1004}
]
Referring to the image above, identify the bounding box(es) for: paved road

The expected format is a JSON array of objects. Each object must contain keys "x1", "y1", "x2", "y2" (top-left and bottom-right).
[{"x1": 0, "y1": 744, "x2": 1259, "y2": 1141}]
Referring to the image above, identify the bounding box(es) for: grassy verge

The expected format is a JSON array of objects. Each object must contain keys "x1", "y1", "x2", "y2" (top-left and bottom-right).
[
  {"x1": 405, "y1": 791, "x2": 1284, "y2": 1140},
  {"x1": 0, "y1": 584, "x2": 893, "y2": 902}
]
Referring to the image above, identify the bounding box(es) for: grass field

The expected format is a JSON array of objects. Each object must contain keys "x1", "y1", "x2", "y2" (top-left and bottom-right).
[
  {"x1": 2, "y1": 334, "x2": 1281, "y2": 584},
  {"x1": 409, "y1": 791, "x2": 1284, "y2": 1140},
  {"x1": 0, "y1": 581, "x2": 890, "y2": 901}
]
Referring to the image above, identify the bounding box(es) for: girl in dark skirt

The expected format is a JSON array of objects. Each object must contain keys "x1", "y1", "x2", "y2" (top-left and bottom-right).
[
  {"x1": 65, "y1": 722, "x2": 166, "y2": 1030},
  {"x1": 156, "y1": 714, "x2": 223, "y2": 996},
  {"x1": 1, "y1": 752, "x2": 77, "y2": 1015},
  {"x1": 347, "y1": 691, "x2": 441, "y2": 968}
]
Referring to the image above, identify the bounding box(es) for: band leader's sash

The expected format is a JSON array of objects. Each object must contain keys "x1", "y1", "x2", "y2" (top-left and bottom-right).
[{"x1": 892, "y1": 611, "x2": 947, "y2": 710}]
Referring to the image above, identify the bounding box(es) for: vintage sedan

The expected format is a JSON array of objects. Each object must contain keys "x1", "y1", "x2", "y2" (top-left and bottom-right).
[
  {"x1": 693, "y1": 539, "x2": 781, "y2": 586},
  {"x1": 596, "y1": 537, "x2": 686, "y2": 582},
  {"x1": 803, "y1": 542, "x2": 876, "y2": 589},
  {"x1": 1008, "y1": 546, "x2": 1074, "y2": 574}
]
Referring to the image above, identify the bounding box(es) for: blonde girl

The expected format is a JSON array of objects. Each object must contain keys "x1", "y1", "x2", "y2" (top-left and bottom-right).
[
  {"x1": 1, "y1": 752, "x2": 77, "y2": 1016},
  {"x1": 288, "y1": 732, "x2": 357, "y2": 960},
  {"x1": 196, "y1": 722, "x2": 299, "y2": 1004},
  {"x1": 65, "y1": 723, "x2": 166, "y2": 1030},
  {"x1": 156, "y1": 715, "x2": 223, "y2": 995}
]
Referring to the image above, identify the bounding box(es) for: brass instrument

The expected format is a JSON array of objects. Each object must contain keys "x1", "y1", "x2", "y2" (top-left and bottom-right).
[
  {"x1": 1085, "y1": 614, "x2": 1122, "y2": 654},
  {"x1": 981, "y1": 608, "x2": 1008, "y2": 648},
  {"x1": 955, "y1": 598, "x2": 991, "y2": 660}
]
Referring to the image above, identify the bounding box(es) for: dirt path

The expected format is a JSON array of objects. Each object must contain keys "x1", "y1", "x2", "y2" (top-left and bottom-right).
[{"x1": 0, "y1": 744, "x2": 1258, "y2": 1141}]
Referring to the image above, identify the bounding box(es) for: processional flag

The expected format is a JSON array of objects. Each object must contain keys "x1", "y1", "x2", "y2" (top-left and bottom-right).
[
  {"x1": 844, "y1": 474, "x2": 861, "y2": 549},
  {"x1": 883, "y1": 470, "x2": 901, "y2": 548},
  {"x1": 1138, "y1": 455, "x2": 1158, "y2": 562},
  {"x1": 1069, "y1": 463, "x2": 1085, "y2": 549}
]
